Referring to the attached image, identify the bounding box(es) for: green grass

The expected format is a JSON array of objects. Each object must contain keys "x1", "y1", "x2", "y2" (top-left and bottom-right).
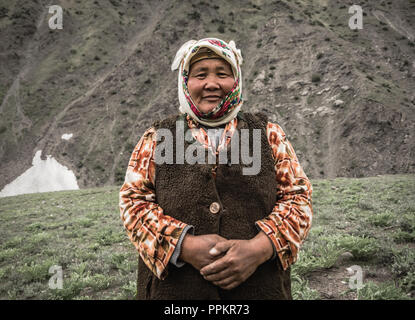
[
  {"x1": 0, "y1": 186, "x2": 137, "y2": 300},
  {"x1": 0, "y1": 175, "x2": 414, "y2": 299},
  {"x1": 291, "y1": 274, "x2": 320, "y2": 300},
  {"x1": 357, "y1": 281, "x2": 412, "y2": 300},
  {"x1": 291, "y1": 174, "x2": 415, "y2": 299}
]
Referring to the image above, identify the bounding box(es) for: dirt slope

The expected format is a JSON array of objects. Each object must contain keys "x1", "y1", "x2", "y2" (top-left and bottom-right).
[{"x1": 0, "y1": 0, "x2": 414, "y2": 189}]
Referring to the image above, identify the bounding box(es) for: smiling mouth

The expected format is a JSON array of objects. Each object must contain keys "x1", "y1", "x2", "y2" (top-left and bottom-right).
[{"x1": 203, "y1": 96, "x2": 222, "y2": 101}]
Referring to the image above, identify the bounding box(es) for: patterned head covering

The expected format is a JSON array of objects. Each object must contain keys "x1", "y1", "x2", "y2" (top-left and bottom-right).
[
  {"x1": 190, "y1": 47, "x2": 222, "y2": 65},
  {"x1": 171, "y1": 38, "x2": 243, "y2": 127}
]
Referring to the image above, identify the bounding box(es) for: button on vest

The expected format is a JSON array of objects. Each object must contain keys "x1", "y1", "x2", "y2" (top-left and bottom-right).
[{"x1": 209, "y1": 202, "x2": 220, "y2": 214}]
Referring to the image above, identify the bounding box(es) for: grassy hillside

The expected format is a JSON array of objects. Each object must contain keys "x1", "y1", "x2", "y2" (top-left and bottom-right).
[{"x1": 0, "y1": 174, "x2": 414, "y2": 300}]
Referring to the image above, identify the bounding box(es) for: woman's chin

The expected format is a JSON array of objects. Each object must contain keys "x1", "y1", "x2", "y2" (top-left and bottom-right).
[{"x1": 198, "y1": 103, "x2": 220, "y2": 114}]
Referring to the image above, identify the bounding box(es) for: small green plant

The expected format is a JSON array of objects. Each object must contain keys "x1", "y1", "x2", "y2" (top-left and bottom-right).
[
  {"x1": 0, "y1": 248, "x2": 19, "y2": 263},
  {"x1": 291, "y1": 274, "x2": 320, "y2": 300},
  {"x1": 111, "y1": 252, "x2": 125, "y2": 264},
  {"x1": 3, "y1": 236, "x2": 23, "y2": 249},
  {"x1": 333, "y1": 235, "x2": 379, "y2": 261},
  {"x1": 393, "y1": 230, "x2": 415, "y2": 243},
  {"x1": 96, "y1": 229, "x2": 124, "y2": 246},
  {"x1": 391, "y1": 248, "x2": 415, "y2": 292},
  {"x1": 311, "y1": 73, "x2": 321, "y2": 83},
  {"x1": 292, "y1": 239, "x2": 343, "y2": 276},
  {"x1": 118, "y1": 280, "x2": 136, "y2": 299},
  {"x1": 398, "y1": 212, "x2": 415, "y2": 233},
  {"x1": 18, "y1": 259, "x2": 56, "y2": 283},
  {"x1": 25, "y1": 222, "x2": 46, "y2": 232},
  {"x1": 367, "y1": 212, "x2": 394, "y2": 227},
  {"x1": 78, "y1": 217, "x2": 94, "y2": 228},
  {"x1": 357, "y1": 281, "x2": 411, "y2": 300}
]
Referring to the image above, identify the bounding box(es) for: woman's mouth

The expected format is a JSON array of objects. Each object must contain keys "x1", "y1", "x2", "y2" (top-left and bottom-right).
[{"x1": 203, "y1": 95, "x2": 222, "y2": 102}]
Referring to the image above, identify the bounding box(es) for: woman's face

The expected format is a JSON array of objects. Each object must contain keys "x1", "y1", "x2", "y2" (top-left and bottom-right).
[{"x1": 187, "y1": 58, "x2": 235, "y2": 114}]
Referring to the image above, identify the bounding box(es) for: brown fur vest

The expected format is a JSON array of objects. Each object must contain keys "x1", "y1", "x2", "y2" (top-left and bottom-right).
[{"x1": 136, "y1": 112, "x2": 292, "y2": 300}]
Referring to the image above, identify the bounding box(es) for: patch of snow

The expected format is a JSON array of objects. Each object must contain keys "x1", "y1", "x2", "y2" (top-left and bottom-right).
[
  {"x1": 0, "y1": 150, "x2": 79, "y2": 198},
  {"x1": 61, "y1": 133, "x2": 73, "y2": 140}
]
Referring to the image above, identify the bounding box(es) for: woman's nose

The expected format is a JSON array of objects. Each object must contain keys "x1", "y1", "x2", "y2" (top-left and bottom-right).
[{"x1": 203, "y1": 75, "x2": 220, "y2": 90}]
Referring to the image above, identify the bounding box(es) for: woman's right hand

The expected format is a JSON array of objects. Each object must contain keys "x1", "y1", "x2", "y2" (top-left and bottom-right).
[{"x1": 179, "y1": 234, "x2": 228, "y2": 271}]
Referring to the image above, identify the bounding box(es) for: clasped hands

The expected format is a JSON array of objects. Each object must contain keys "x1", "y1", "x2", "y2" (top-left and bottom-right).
[{"x1": 179, "y1": 232, "x2": 273, "y2": 291}]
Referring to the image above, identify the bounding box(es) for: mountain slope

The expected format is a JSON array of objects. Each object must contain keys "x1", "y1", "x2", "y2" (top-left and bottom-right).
[{"x1": 0, "y1": 0, "x2": 414, "y2": 189}]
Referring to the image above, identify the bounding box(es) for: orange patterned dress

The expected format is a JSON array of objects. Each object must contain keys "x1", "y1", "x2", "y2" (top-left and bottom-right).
[{"x1": 119, "y1": 114, "x2": 313, "y2": 280}]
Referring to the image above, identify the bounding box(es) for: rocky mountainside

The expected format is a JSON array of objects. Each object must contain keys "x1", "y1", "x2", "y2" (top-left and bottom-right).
[{"x1": 0, "y1": 0, "x2": 414, "y2": 189}]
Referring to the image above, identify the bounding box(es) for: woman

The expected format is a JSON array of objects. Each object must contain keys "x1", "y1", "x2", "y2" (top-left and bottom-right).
[{"x1": 119, "y1": 38, "x2": 313, "y2": 300}]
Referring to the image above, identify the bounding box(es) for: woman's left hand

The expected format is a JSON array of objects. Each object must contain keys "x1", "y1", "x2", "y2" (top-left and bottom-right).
[{"x1": 199, "y1": 232, "x2": 274, "y2": 290}]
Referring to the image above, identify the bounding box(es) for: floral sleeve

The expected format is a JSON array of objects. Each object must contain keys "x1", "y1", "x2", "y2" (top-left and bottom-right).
[
  {"x1": 256, "y1": 122, "x2": 313, "y2": 270},
  {"x1": 119, "y1": 127, "x2": 189, "y2": 280}
]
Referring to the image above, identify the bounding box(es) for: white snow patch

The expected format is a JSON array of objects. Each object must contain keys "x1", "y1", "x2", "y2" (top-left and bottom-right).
[
  {"x1": 61, "y1": 133, "x2": 73, "y2": 140},
  {"x1": 0, "y1": 150, "x2": 79, "y2": 198}
]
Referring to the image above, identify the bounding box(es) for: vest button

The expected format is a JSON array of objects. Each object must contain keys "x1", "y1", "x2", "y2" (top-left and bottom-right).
[{"x1": 209, "y1": 202, "x2": 220, "y2": 214}]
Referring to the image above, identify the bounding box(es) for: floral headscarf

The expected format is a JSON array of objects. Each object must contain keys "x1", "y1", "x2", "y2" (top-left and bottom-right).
[{"x1": 171, "y1": 38, "x2": 243, "y2": 127}]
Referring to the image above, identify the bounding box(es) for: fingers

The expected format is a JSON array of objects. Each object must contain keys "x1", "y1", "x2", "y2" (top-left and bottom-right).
[
  {"x1": 200, "y1": 256, "x2": 228, "y2": 276},
  {"x1": 211, "y1": 274, "x2": 242, "y2": 290},
  {"x1": 201, "y1": 240, "x2": 236, "y2": 275},
  {"x1": 213, "y1": 277, "x2": 234, "y2": 288},
  {"x1": 201, "y1": 258, "x2": 245, "y2": 290},
  {"x1": 200, "y1": 240, "x2": 248, "y2": 291},
  {"x1": 203, "y1": 268, "x2": 241, "y2": 290},
  {"x1": 209, "y1": 240, "x2": 233, "y2": 256},
  {"x1": 215, "y1": 280, "x2": 240, "y2": 291},
  {"x1": 202, "y1": 266, "x2": 234, "y2": 282}
]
